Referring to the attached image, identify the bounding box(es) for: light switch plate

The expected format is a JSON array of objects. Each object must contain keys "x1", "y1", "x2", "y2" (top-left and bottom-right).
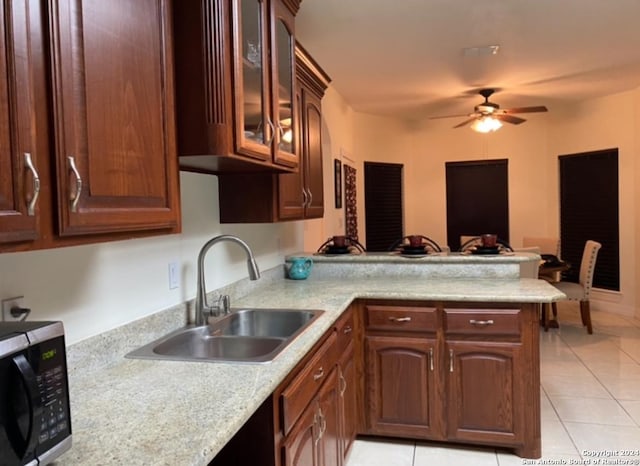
[
  {"x1": 168, "y1": 262, "x2": 179, "y2": 290},
  {"x1": 2, "y1": 296, "x2": 26, "y2": 322}
]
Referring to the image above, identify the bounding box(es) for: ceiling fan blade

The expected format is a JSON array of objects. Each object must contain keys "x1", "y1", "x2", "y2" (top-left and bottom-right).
[
  {"x1": 453, "y1": 117, "x2": 477, "y2": 128},
  {"x1": 494, "y1": 114, "x2": 526, "y2": 125},
  {"x1": 501, "y1": 106, "x2": 548, "y2": 114},
  {"x1": 429, "y1": 113, "x2": 472, "y2": 120}
]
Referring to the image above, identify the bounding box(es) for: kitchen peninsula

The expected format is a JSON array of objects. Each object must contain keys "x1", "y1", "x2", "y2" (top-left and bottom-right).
[{"x1": 59, "y1": 252, "x2": 562, "y2": 465}]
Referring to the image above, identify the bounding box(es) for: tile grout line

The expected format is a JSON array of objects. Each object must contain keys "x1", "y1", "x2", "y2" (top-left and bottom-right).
[{"x1": 557, "y1": 319, "x2": 640, "y2": 428}]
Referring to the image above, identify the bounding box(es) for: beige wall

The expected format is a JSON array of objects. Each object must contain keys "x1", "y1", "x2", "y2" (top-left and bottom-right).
[
  {"x1": 0, "y1": 173, "x2": 304, "y2": 344},
  {"x1": 318, "y1": 87, "x2": 640, "y2": 317},
  {"x1": 635, "y1": 89, "x2": 640, "y2": 321}
]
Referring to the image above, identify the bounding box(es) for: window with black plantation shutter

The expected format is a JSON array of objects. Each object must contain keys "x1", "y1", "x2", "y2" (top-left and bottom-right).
[
  {"x1": 559, "y1": 149, "x2": 619, "y2": 291},
  {"x1": 364, "y1": 162, "x2": 403, "y2": 251},
  {"x1": 445, "y1": 159, "x2": 509, "y2": 251}
]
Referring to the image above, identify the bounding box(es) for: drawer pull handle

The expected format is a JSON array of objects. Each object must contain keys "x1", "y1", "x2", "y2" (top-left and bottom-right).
[
  {"x1": 306, "y1": 188, "x2": 313, "y2": 207},
  {"x1": 389, "y1": 316, "x2": 412, "y2": 322},
  {"x1": 449, "y1": 349, "x2": 454, "y2": 372},
  {"x1": 313, "y1": 367, "x2": 324, "y2": 381},
  {"x1": 313, "y1": 411, "x2": 321, "y2": 444},
  {"x1": 429, "y1": 347, "x2": 434, "y2": 371},
  {"x1": 318, "y1": 407, "x2": 326, "y2": 438},
  {"x1": 469, "y1": 319, "x2": 494, "y2": 326},
  {"x1": 265, "y1": 118, "x2": 275, "y2": 145},
  {"x1": 343, "y1": 325, "x2": 353, "y2": 334},
  {"x1": 67, "y1": 155, "x2": 82, "y2": 213},
  {"x1": 339, "y1": 371, "x2": 347, "y2": 396},
  {"x1": 24, "y1": 153, "x2": 40, "y2": 216}
]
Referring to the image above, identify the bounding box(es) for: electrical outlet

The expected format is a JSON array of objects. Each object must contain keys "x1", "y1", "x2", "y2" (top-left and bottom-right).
[
  {"x1": 2, "y1": 296, "x2": 26, "y2": 322},
  {"x1": 168, "y1": 262, "x2": 179, "y2": 290}
]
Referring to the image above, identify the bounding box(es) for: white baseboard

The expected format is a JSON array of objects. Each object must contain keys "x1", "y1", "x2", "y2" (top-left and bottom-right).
[{"x1": 591, "y1": 288, "x2": 635, "y2": 317}]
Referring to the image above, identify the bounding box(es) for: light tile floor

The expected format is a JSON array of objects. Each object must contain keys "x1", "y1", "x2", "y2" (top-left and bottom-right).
[{"x1": 346, "y1": 302, "x2": 640, "y2": 466}]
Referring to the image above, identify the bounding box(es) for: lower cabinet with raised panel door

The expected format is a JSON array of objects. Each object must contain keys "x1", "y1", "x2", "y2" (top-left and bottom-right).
[
  {"x1": 209, "y1": 299, "x2": 540, "y2": 464},
  {"x1": 364, "y1": 304, "x2": 441, "y2": 439},
  {"x1": 280, "y1": 306, "x2": 357, "y2": 466},
  {"x1": 361, "y1": 300, "x2": 541, "y2": 459},
  {"x1": 335, "y1": 308, "x2": 357, "y2": 462},
  {"x1": 280, "y1": 330, "x2": 340, "y2": 466},
  {"x1": 209, "y1": 305, "x2": 357, "y2": 466}
]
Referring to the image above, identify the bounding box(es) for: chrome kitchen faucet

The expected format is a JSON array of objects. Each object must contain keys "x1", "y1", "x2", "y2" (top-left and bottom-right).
[{"x1": 195, "y1": 235, "x2": 261, "y2": 326}]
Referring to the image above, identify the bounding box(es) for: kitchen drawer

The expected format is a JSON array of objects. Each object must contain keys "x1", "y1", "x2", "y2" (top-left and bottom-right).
[
  {"x1": 365, "y1": 305, "x2": 437, "y2": 332},
  {"x1": 334, "y1": 309, "x2": 354, "y2": 354},
  {"x1": 281, "y1": 331, "x2": 337, "y2": 435},
  {"x1": 444, "y1": 309, "x2": 521, "y2": 336}
]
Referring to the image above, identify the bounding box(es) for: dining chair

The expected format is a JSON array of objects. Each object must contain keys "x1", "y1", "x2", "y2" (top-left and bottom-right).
[
  {"x1": 548, "y1": 240, "x2": 602, "y2": 334},
  {"x1": 516, "y1": 246, "x2": 541, "y2": 278}
]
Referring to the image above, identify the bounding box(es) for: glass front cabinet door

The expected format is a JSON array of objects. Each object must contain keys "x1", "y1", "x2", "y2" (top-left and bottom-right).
[{"x1": 232, "y1": 0, "x2": 298, "y2": 169}]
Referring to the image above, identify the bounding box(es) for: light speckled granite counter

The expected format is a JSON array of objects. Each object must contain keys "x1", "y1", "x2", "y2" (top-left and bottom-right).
[
  {"x1": 56, "y1": 263, "x2": 563, "y2": 466},
  {"x1": 287, "y1": 251, "x2": 539, "y2": 279}
]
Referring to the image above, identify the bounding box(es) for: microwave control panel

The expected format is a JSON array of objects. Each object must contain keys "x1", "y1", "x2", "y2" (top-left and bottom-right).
[{"x1": 30, "y1": 335, "x2": 71, "y2": 454}]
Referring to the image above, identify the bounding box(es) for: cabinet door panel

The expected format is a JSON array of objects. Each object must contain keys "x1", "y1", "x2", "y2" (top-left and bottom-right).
[
  {"x1": 366, "y1": 335, "x2": 438, "y2": 438},
  {"x1": 270, "y1": 0, "x2": 297, "y2": 168},
  {"x1": 0, "y1": 0, "x2": 39, "y2": 243},
  {"x1": 317, "y1": 368, "x2": 341, "y2": 466},
  {"x1": 277, "y1": 79, "x2": 304, "y2": 219},
  {"x1": 338, "y1": 343, "x2": 357, "y2": 461},
  {"x1": 447, "y1": 341, "x2": 523, "y2": 444},
  {"x1": 303, "y1": 89, "x2": 323, "y2": 218},
  {"x1": 233, "y1": 0, "x2": 271, "y2": 161},
  {"x1": 282, "y1": 400, "x2": 319, "y2": 466},
  {"x1": 49, "y1": 0, "x2": 179, "y2": 236}
]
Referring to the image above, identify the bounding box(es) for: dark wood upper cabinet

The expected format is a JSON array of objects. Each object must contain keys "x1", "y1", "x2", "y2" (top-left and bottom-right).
[
  {"x1": 278, "y1": 44, "x2": 329, "y2": 220},
  {"x1": 49, "y1": 0, "x2": 180, "y2": 236},
  {"x1": 0, "y1": 0, "x2": 40, "y2": 243},
  {"x1": 173, "y1": 0, "x2": 301, "y2": 174},
  {"x1": 1, "y1": 0, "x2": 181, "y2": 252},
  {"x1": 217, "y1": 43, "x2": 330, "y2": 223}
]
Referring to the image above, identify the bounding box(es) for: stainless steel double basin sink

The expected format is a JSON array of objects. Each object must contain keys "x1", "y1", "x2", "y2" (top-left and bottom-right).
[{"x1": 126, "y1": 308, "x2": 324, "y2": 363}]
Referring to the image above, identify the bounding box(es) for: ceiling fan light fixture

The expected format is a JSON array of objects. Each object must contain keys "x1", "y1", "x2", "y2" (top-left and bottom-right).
[{"x1": 470, "y1": 116, "x2": 502, "y2": 133}]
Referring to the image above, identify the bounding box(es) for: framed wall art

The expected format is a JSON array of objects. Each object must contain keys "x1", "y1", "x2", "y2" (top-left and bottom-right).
[{"x1": 334, "y1": 158, "x2": 342, "y2": 208}]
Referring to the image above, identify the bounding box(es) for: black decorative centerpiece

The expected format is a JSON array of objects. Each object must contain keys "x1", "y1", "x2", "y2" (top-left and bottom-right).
[{"x1": 317, "y1": 236, "x2": 366, "y2": 255}]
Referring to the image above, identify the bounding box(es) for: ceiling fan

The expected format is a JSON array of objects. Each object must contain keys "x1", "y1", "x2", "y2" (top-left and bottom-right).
[{"x1": 430, "y1": 89, "x2": 548, "y2": 132}]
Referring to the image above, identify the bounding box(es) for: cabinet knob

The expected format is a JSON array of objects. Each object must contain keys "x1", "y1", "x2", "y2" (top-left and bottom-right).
[
  {"x1": 24, "y1": 153, "x2": 40, "y2": 216},
  {"x1": 343, "y1": 325, "x2": 352, "y2": 335},
  {"x1": 67, "y1": 155, "x2": 83, "y2": 213}
]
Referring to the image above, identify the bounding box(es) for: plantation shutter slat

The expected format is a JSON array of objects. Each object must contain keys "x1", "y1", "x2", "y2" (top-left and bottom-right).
[
  {"x1": 559, "y1": 149, "x2": 619, "y2": 291},
  {"x1": 364, "y1": 162, "x2": 403, "y2": 251},
  {"x1": 445, "y1": 159, "x2": 509, "y2": 251}
]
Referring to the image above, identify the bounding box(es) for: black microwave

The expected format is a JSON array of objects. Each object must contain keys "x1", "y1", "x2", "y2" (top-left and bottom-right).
[{"x1": 0, "y1": 321, "x2": 72, "y2": 466}]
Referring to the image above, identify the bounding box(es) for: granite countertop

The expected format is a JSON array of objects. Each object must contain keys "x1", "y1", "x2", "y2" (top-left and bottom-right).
[
  {"x1": 295, "y1": 251, "x2": 538, "y2": 263},
  {"x1": 57, "y1": 271, "x2": 563, "y2": 466}
]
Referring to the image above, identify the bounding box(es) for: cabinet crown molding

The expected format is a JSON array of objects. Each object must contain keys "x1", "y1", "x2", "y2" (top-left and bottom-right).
[
  {"x1": 296, "y1": 42, "x2": 332, "y2": 97},
  {"x1": 282, "y1": 0, "x2": 302, "y2": 15}
]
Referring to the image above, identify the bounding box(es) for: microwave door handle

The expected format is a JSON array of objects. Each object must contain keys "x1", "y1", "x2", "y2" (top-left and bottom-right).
[{"x1": 7, "y1": 354, "x2": 42, "y2": 460}]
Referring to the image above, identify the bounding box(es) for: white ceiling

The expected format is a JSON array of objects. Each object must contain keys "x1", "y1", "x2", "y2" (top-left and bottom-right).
[{"x1": 296, "y1": 0, "x2": 640, "y2": 121}]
